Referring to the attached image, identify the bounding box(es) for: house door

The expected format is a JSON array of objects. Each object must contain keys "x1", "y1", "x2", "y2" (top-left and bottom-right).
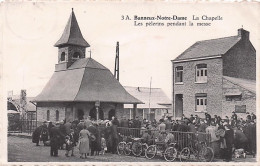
[{"x1": 175, "y1": 94, "x2": 183, "y2": 118}]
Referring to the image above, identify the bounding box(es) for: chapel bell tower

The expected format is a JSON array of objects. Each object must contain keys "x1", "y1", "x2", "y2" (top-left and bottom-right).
[{"x1": 54, "y1": 8, "x2": 90, "y2": 71}]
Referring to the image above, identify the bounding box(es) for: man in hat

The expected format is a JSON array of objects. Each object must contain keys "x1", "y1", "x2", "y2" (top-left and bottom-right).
[
  {"x1": 78, "y1": 119, "x2": 85, "y2": 131},
  {"x1": 165, "y1": 117, "x2": 172, "y2": 131},
  {"x1": 189, "y1": 114, "x2": 195, "y2": 123},
  {"x1": 194, "y1": 115, "x2": 200, "y2": 128},
  {"x1": 64, "y1": 121, "x2": 72, "y2": 135},
  {"x1": 120, "y1": 116, "x2": 129, "y2": 128},
  {"x1": 32, "y1": 124, "x2": 43, "y2": 146},
  {"x1": 49, "y1": 122, "x2": 65, "y2": 157},
  {"x1": 41, "y1": 121, "x2": 49, "y2": 145},
  {"x1": 223, "y1": 124, "x2": 234, "y2": 161},
  {"x1": 205, "y1": 113, "x2": 212, "y2": 125},
  {"x1": 141, "y1": 129, "x2": 152, "y2": 145},
  {"x1": 87, "y1": 122, "x2": 98, "y2": 156},
  {"x1": 132, "y1": 116, "x2": 141, "y2": 137},
  {"x1": 111, "y1": 116, "x2": 120, "y2": 126},
  {"x1": 246, "y1": 112, "x2": 251, "y2": 122},
  {"x1": 231, "y1": 111, "x2": 238, "y2": 127},
  {"x1": 172, "y1": 120, "x2": 179, "y2": 131},
  {"x1": 156, "y1": 131, "x2": 168, "y2": 151},
  {"x1": 198, "y1": 120, "x2": 208, "y2": 133},
  {"x1": 188, "y1": 119, "x2": 196, "y2": 133},
  {"x1": 110, "y1": 120, "x2": 119, "y2": 154},
  {"x1": 206, "y1": 121, "x2": 220, "y2": 157}
]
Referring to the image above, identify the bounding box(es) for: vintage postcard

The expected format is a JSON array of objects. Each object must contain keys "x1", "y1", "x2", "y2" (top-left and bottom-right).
[{"x1": 0, "y1": 1, "x2": 259, "y2": 165}]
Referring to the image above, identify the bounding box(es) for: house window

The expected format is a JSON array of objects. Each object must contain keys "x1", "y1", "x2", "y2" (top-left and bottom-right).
[
  {"x1": 175, "y1": 66, "x2": 183, "y2": 83},
  {"x1": 235, "y1": 105, "x2": 246, "y2": 113},
  {"x1": 196, "y1": 64, "x2": 207, "y2": 83},
  {"x1": 47, "y1": 110, "x2": 50, "y2": 121},
  {"x1": 73, "y1": 52, "x2": 81, "y2": 59},
  {"x1": 60, "y1": 52, "x2": 65, "y2": 62},
  {"x1": 226, "y1": 95, "x2": 241, "y2": 101},
  {"x1": 56, "y1": 110, "x2": 59, "y2": 121},
  {"x1": 195, "y1": 93, "x2": 207, "y2": 112}
]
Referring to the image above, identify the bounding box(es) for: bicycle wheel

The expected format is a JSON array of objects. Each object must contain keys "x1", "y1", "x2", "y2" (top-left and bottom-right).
[
  {"x1": 124, "y1": 142, "x2": 132, "y2": 156},
  {"x1": 180, "y1": 147, "x2": 191, "y2": 162},
  {"x1": 198, "y1": 147, "x2": 214, "y2": 162},
  {"x1": 164, "y1": 147, "x2": 178, "y2": 162},
  {"x1": 145, "y1": 145, "x2": 157, "y2": 159},
  {"x1": 132, "y1": 142, "x2": 142, "y2": 157},
  {"x1": 140, "y1": 143, "x2": 148, "y2": 157},
  {"x1": 117, "y1": 142, "x2": 126, "y2": 155}
]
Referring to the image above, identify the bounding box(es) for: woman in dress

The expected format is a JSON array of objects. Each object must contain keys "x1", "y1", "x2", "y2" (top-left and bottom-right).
[{"x1": 78, "y1": 125, "x2": 90, "y2": 159}]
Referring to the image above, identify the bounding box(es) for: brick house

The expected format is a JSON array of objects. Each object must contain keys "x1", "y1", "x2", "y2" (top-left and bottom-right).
[
  {"x1": 172, "y1": 28, "x2": 256, "y2": 119},
  {"x1": 32, "y1": 10, "x2": 141, "y2": 123},
  {"x1": 123, "y1": 86, "x2": 172, "y2": 121}
]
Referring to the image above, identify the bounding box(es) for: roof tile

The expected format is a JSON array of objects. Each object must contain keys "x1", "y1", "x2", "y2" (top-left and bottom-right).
[{"x1": 174, "y1": 36, "x2": 240, "y2": 61}]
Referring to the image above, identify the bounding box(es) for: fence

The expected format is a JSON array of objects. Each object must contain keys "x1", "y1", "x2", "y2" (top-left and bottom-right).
[
  {"x1": 8, "y1": 117, "x2": 37, "y2": 134},
  {"x1": 117, "y1": 127, "x2": 211, "y2": 150}
]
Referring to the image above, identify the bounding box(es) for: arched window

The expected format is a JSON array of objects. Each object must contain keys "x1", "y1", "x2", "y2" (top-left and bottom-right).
[
  {"x1": 47, "y1": 110, "x2": 50, "y2": 121},
  {"x1": 56, "y1": 110, "x2": 59, "y2": 121},
  {"x1": 60, "y1": 52, "x2": 65, "y2": 62},
  {"x1": 73, "y1": 52, "x2": 81, "y2": 59}
]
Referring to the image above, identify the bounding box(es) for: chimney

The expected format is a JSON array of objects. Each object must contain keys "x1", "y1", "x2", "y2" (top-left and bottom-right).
[{"x1": 238, "y1": 28, "x2": 249, "y2": 40}]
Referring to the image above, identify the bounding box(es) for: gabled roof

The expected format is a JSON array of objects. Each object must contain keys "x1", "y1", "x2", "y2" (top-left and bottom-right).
[
  {"x1": 33, "y1": 58, "x2": 142, "y2": 104},
  {"x1": 8, "y1": 96, "x2": 36, "y2": 112},
  {"x1": 223, "y1": 76, "x2": 256, "y2": 94},
  {"x1": 124, "y1": 86, "x2": 171, "y2": 109},
  {"x1": 173, "y1": 36, "x2": 241, "y2": 62},
  {"x1": 54, "y1": 9, "x2": 90, "y2": 47}
]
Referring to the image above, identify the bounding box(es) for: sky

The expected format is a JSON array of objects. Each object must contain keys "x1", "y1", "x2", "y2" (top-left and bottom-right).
[{"x1": 1, "y1": 2, "x2": 259, "y2": 99}]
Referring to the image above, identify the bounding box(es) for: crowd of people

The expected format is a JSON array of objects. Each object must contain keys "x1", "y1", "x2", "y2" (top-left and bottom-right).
[{"x1": 32, "y1": 112, "x2": 256, "y2": 162}]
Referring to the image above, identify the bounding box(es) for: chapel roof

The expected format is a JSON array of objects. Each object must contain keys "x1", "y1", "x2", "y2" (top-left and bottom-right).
[
  {"x1": 34, "y1": 58, "x2": 142, "y2": 104},
  {"x1": 54, "y1": 9, "x2": 90, "y2": 47}
]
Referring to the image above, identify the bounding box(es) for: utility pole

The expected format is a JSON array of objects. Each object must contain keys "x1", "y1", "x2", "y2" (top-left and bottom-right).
[
  {"x1": 114, "y1": 42, "x2": 119, "y2": 81},
  {"x1": 148, "y1": 77, "x2": 152, "y2": 121}
]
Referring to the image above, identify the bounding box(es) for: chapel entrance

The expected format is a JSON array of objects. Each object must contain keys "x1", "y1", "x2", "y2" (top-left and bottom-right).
[
  {"x1": 77, "y1": 109, "x2": 84, "y2": 120},
  {"x1": 108, "y1": 109, "x2": 116, "y2": 120},
  {"x1": 89, "y1": 107, "x2": 104, "y2": 120}
]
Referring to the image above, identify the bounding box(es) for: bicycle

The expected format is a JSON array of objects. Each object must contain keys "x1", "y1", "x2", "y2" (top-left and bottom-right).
[
  {"x1": 131, "y1": 138, "x2": 148, "y2": 157},
  {"x1": 117, "y1": 135, "x2": 148, "y2": 157},
  {"x1": 179, "y1": 138, "x2": 214, "y2": 162},
  {"x1": 117, "y1": 133, "x2": 131, "y2": 155},
  {"x1": 145, "y1": 141, "x2": 178, "y2": 161}
]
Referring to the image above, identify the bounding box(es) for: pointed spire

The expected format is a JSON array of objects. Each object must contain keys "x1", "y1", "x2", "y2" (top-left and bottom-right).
[{"x1": 54, "y1": 9, "x2": 90, "y2": 47}]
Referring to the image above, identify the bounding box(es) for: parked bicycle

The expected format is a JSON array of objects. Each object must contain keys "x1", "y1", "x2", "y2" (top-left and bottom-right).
[
  {"x1": 117, "y1": 133, "x2": 131, "y2": 155},
  {"x1": 145, "y1": 141, "x2": 178, "y2": 161},
  {"x1": 117, "y1": 135, "x2": 148, "y2": 157},
  {"x1": 179, "y1": 136, "x2": 214, "y2": 162}
]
